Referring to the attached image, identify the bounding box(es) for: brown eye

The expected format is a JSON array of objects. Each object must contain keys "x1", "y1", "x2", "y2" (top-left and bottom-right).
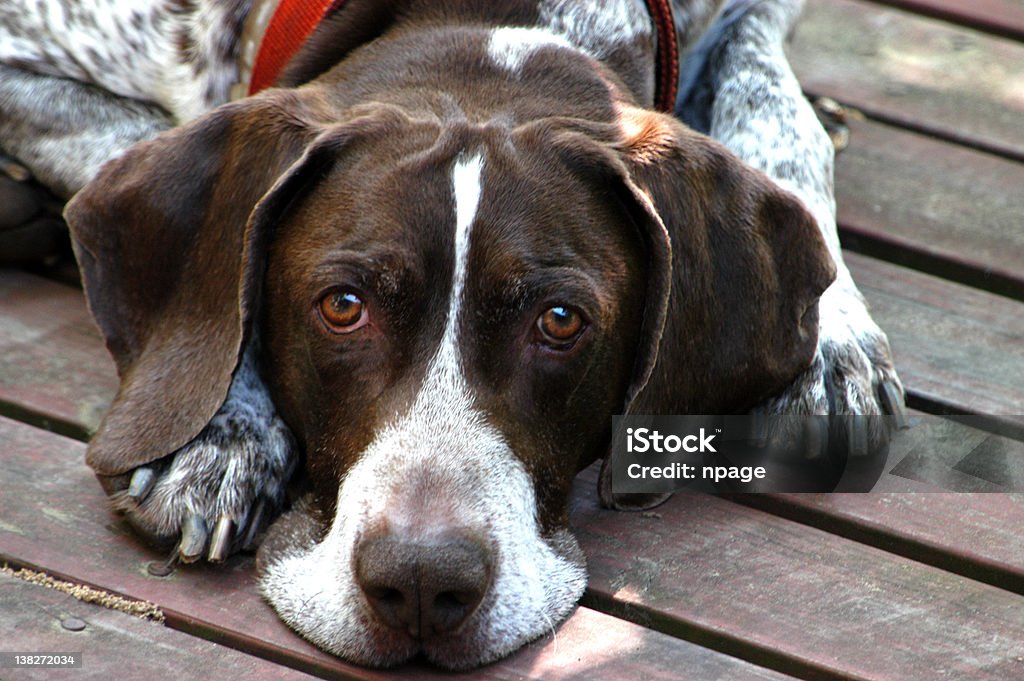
[
  {"x1": 537, "y1": 306, "x2": 585, "y2": 347},
  {"x1": 317, "y1": 290, "x2": 368, "y2": 333}
]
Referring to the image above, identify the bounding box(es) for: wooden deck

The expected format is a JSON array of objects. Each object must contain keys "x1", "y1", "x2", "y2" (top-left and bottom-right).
[{"x1": 2, "y1": 1, "x2": 1023, "y2": 679}]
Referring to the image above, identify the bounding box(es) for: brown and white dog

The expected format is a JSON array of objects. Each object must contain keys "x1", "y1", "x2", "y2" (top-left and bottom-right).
[{"x1": 1, "y1": 0, "x2": 904, "y2": 669}]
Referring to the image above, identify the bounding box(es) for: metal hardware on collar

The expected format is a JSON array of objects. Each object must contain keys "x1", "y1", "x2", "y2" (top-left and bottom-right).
[{"x1": 244, "y1": 0, "x2": 678, "y2": 112}]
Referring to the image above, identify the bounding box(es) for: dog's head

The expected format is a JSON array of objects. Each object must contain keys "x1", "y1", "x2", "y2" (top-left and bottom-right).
[{"x1": 66, "y1": 78, "x2": 831, "y2": 668}]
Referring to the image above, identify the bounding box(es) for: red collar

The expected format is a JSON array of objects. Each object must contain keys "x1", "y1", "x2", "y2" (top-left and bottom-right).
[
  {"x1": 646, "y1": 0, "x2": 679, "y2": 112},
  {"x1": 248, "y1": 0, "x2": 344, "y2": 95},
  {"x1": 249, "y1": 0, "x2": 678, "y2": 112}
]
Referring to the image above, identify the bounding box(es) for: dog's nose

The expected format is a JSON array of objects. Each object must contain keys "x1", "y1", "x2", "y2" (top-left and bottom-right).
[{"x1": 354, "y1": 531, "x2": 493, "y2": 639}]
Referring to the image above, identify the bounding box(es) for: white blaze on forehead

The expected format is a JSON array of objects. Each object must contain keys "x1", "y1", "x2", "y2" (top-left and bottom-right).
[
  {"x1": 449, "y1": 153, "x2": 484, "y2": 338},
  {"x1": 425, "y1": 152, "x2": 484, "y2": 391}
]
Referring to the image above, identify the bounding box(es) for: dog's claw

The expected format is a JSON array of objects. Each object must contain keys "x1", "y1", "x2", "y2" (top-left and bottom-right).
[
  {"x1": 179, "y1": 514, "x2": 208, "y2": 563},
  {"x1": 242, "y1": 498, "x2": 267, "y2": 552},
  {"x1": 880, "y1": 381, "x2": 908, "y2": 430},
  {"x1": 127, "y1": 467, "x2": 156, "y2": 502},
  {"x1": 208, "y1": 517, "x2": 235, "y2": 563}
]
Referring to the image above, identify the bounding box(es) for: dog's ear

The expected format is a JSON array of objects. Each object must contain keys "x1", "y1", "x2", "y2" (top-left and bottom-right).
[
  {"x1": 616, "y1": 106, "x2": 835, "y2": 412},
  {"x1": 593, "y1": 107, "x2": 835, "y2": 509},
  {"x1": 65, "y1": 91, "x2": 386, "y2": 479}
]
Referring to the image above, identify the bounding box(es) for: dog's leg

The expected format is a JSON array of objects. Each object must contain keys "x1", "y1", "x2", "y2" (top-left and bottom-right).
[
  {"x1": 113, "y1": 340, "x2": 298, "y2": 563},
  {"x1": 676, "y1": 0, "x2": 905, "y2": 452},
  {"x1": 0, "y1": 66, "x2": 172, "y2": 198}
]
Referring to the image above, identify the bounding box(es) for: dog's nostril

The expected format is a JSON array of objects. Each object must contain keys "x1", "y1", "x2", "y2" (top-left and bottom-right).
[
  {"x1": 355, "y1": 531, "x2": 492, "y2": 639},
  {"x1": 438, "y1": 589, "x2": 474, "y2": 607},
  {"x1": 362, "y1": 584, "x2": 409, "y2": 632},
  {"x1": 431, "y1": 589, "x2": 479, "y2": 632},
  {"x1": 369, "y1": 586, "x2": 404, "y2": 607}
]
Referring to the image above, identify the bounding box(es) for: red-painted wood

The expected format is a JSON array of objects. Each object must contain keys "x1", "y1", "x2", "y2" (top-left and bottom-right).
[
  {"x1": 835, "y1": 120, "x2": 1024, "y2": 300},
  {"x1": 869, "y1": 0, "x2": 1024, "y2": 41},
  {"x1": 570, "y1": 467, "x2": 1024, "y2": 681},
  {"x1": 0, "y1": 271, "x2": 116, "y2": 437},
  {"x1": 846, "y1": 253, "x2": 1024, "y2": 423},
  {"x1": 737, "y1": 488, "x2": 1024, "y2": 595},
  {"x1": 0, "y1": 572, "x2": 317, "y2": 680},
  {"x1": 791, "y1": 0, "x2": 1024, "y2": 163}
]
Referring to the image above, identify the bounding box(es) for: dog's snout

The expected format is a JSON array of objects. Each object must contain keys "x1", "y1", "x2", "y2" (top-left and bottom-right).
[{"x1": 355, "y1": 531, "x2": 493, "y2": 639}]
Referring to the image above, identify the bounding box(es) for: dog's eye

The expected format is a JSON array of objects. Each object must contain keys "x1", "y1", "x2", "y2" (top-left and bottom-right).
[
  {"x1": 537, "y1": 306, "x2": 586, "y2": 348},
  {"x1": 317, "y1": 290, "x2": 368, "y2": 333}
]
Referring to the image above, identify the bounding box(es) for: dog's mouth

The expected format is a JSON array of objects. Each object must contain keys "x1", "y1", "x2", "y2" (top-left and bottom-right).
[{"x1": 256, "y1": 494, "x2": 586, "y2": 670}]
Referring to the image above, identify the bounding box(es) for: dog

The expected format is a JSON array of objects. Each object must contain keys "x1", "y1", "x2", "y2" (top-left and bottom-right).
[{"x1": 1, "y1": 0, "x2": 904, "y2": 669}]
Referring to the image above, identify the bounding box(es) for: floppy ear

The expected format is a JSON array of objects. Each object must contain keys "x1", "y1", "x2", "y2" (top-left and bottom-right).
[
  {"x1": 597, "y1": 107, "x2": 836, "y2": 509},
  {"x1": 64, "y1": 89, "x2": 337, "y2": 481}
]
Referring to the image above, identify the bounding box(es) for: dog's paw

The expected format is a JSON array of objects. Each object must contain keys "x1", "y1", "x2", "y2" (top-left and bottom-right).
[
  {"x1": 111, "y1": 396, "x2": 297, "y2": 564},
  {"x1": 758, "y1": 285, "x2": 907, "y2": 459}
]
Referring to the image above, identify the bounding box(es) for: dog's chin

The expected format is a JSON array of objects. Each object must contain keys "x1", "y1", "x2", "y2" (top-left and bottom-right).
[{"x1": 256, "y1": 498, "x2": 588, "y2": 670}]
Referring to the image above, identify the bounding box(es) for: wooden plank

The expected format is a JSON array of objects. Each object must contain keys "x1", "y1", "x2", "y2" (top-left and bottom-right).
[
  {"x1": 0, "y1": 417, "x2": 798, "y2": 681},
  {"x1": 848, "y1": 252, "x2": 1024, "y2": 421},
  {"x1": 790, "y1": 0, "x2": 1024, "y2": 161},
  {"x1": 867, "y1": 0, "x2": 1024, "y2": 41},
  {"x1": 736, "y1": 489, "x2": 1024, "y2": 597},
  {"x1": 0, "y1": 269, "x2": 116, "y2": 438},
  {"x1": 0, "y1": 573, "x2": 316, "y2": 680},
  {"x1": 834, "y1": 118, "x2": 1024, "y2": 301},
  {"x1": 729, "y1": 407, "x2": 1024, "y2": 593},
  {"x1": 570, "y1": 466, "x2": 1024, "y2": 681}
]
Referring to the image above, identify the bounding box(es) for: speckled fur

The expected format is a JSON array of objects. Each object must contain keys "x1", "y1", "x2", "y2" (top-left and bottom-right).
[
  {"x1": 0, "y1": 65, "x2": 172, "y2": 197},
  {"x1": 0, "y1": 0, "x2": 246, "y2": 119},
  {"x1": 0, "y1": 0, "x2": 246, "y2": 196}
]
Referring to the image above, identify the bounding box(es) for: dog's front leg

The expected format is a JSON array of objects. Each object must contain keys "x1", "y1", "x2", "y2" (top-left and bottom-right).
[
  {"x1": 676, "y1": 0, "x2": 905, "y2": 453},
  {"x1": 113, "y1": 340, "x2": 297, "y2": 563},
  {"x1": 0, "y1": 65, "x2": 172, "y2": 198}
]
